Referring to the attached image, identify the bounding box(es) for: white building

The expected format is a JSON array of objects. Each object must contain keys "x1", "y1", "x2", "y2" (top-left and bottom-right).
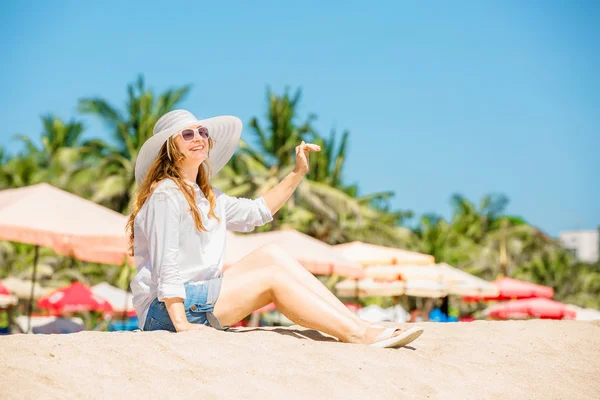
[{"x1": 559, "y1": 229, "x2": 599, "y2": 264}]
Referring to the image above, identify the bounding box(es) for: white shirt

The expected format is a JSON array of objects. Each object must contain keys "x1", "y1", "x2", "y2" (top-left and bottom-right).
[{"x1": 130, "y1": 178, "x2": 273, "y2": 329}]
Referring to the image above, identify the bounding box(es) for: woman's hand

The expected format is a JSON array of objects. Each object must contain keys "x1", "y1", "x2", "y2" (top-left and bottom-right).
[
  {"x1": 294, "y1": 141, "x2": 321, "y2": 176},
  {"x1": 164, "y1": 298, "x2": 212, "y2": 332},
  {"x1": 263, "y1": 141, "x2": 322, "y2": 215}
]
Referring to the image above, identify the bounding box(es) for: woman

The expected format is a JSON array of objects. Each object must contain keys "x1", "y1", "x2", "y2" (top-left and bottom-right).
[{"x1": 128, "y1": 109, "x2": 423, "y2": 348}]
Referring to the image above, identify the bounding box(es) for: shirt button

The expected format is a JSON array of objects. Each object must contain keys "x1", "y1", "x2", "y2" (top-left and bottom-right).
[{"x1": 191, "y1": 305, "x2": 197, "y2": 311}]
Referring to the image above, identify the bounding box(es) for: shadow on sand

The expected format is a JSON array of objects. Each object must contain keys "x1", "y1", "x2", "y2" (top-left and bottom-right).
[{"x1": 228, "y1": 326, "x2": 339, "y2": 342}]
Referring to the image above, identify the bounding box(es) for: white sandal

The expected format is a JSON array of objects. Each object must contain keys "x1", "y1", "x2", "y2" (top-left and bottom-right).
[{"x1": 369, "y1": 326, "x2": 424, "y2": 348}]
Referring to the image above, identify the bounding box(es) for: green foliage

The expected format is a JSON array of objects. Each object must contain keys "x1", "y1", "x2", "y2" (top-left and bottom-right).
[{"x1": 248, "y1": 87, "x2": 315, "y2": 169}]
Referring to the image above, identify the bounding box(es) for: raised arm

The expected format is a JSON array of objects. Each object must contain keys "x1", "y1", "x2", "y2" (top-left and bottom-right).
[{"x1": 262, "y1": 141, "x2": 321, "y2": 215}]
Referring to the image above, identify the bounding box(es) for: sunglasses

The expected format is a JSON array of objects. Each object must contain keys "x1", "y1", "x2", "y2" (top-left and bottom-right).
[{"x1": 177, "y1": 126, "x2": 210, "y2": 142}]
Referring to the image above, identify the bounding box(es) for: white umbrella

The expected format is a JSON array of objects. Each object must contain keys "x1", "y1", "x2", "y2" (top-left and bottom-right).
[
  {"x1": 335, "y1": 278, "x2": 405, "y2": 298},
  {"x1": 91, "y1": 282, "x2": 134, "y2": 314},
  {"x1": 0, "y1": 293, "x2": 18, "y2": 308},
  {"x1": 365, "y1": 263, "x2": 498, "y2": 297},
  {"x1": 404, "y1": 280, "x2": 448, "y2": 298},
  {"x1": 333, "y1": 241, "x2": 435, "y2": 266},
  {"x1": 2, "y1": 277, "x2": 51, "y2": 299}
]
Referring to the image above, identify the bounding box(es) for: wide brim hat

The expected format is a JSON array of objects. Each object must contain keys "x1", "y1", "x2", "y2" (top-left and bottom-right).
[{"x1": 134, "y1": 109, "x2": 242, "y2": 185}]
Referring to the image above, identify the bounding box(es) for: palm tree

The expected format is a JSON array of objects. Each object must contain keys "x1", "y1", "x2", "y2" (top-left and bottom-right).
[
  {"x1": 78, "y1": 75, "x2": 191, "y2": 213},
  {"x1": 302, "y1": 121, "x2": 415, "y2": 244},
  {"x1": 0, "y1": 155, "x2": 38, "y2": 189},
  {"x1": 0, "y1": 145, "x2": 8, "y2": 187},
  {"x1": 13, "y1": 114, "x2": 85, "y2": 163},
  {"x1": 410, "y1": 213, "x2": 477, "y2": 267},
  {"x1": 248, "y1": 87, "x2": 315, "y2": 169},
  {"x1": 308, "y1": 128, "x2": 349, "y2": 190},
  {"x1": 223, "y1": 86, "x2": 418, "y2": 246},
  {"x1": 1, "y1": 115, "x2": 88, "y2": 191},
  {"x1": 450, "y1": 194, "x2": 506, "y2": 243},
  {"x1": 233, "y1": 87, "x2": 360, "y2": 232}
]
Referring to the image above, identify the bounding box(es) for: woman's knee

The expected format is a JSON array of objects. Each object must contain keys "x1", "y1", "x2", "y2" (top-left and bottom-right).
[
  {"x1": 258, "y1": 243, "x2": 294, "y2": 264},
  {"x1": 245, "y1": 263, "x2": 285, "y2": 281},
  {"x1": 259, "y1": 264, "x2": 293, "y2": 289}
]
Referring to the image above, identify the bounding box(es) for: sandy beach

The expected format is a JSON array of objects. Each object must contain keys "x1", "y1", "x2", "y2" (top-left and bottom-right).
[{"x1": 1, "y1": 320, "x2": 599, "y2": 400}]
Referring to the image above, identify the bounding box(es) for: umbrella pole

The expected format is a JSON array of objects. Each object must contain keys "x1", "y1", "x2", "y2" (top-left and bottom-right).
[
  {"x1": 26, "y1": 245, "x2": 40, "y2": 334},
  {"x1": 122, "y1": 261, "x2": 132, "y2": 322}
]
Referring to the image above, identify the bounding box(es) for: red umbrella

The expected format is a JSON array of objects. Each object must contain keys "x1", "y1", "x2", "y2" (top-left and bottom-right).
[
  {"x1": 463, "y1": 277, "x2": 554, "y2": 302},
  {"x1": 0, "y1": 280, "x2": 11, "y2": 295},
  {"x1": 485, "y1": 298, "x2": 576, "y2": 320},
  {"x1": 37, "y1": 282, "x2": 113, "y2": 314}
]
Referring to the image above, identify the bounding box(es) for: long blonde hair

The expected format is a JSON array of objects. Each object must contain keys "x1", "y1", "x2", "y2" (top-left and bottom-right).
[{"x1": 126, "y1": 136, "x2": 219, "y2": 256}]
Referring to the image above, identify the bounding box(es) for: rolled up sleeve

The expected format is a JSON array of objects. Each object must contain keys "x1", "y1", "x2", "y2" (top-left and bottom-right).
[
  {"x1": 217, "y1": 190, "x2": 273, "y2": 232},
  {"x1": 144, "y1": 192, "x2": 186, "y2": 301}
]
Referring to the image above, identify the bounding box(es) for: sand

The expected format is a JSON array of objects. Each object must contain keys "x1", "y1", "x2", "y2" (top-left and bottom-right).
[{"x1": 1, "y1": 320, "x2": 599, "y2": 400}]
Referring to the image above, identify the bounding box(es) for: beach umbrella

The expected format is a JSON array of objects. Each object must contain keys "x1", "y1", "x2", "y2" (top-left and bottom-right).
[
  {"x1": 484, "y1": 298, "x2": 576, "y2": 320},
  {"x1": 0, "y1": 183, "x2": 130, "y2": 331},
  {"x1": 0, "y1": 294, "x2": 18, "y2": 308},
  {"x1": 335, "y1": 278, "x2": 406, "y2": 298},
  {"x1": 333, "y1": 241, "x2": 435, "y2": 266},
  {"x1": 37, "y1": 281, "x2": 113, "y2": 314},
  {"x1": 463, "y1": 277, "x2": 553, "y2": 302},
  {"x1": 0, "y1": 183, "x2": 129, "y2": 262},
  {"x1": 335, "y1": 277, "x2": 447, "y2": 298},
  {"x1": 0, "y1": 280, "x2": 10, "y2": 295},
  {"x1": 225, "y1": 229, "x2": 364, "y2": 278},
  {"x1": 403, "y1": 280, "x2": 448, "y2": 298},
  {"x1": 1, "y1": 277, "x2": 51, "y2": 299},
  {"x1": 91, "y1": 282, "x2": 135, "y2": 316},
  {"x1": 365, "y1": 263, "x2": 499, "y2": 297}
]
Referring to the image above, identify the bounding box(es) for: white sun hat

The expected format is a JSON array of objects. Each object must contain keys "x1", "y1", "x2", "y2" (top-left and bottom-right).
[{"x1": 134, "y1": 109, "x2": 243, "y2": 185}]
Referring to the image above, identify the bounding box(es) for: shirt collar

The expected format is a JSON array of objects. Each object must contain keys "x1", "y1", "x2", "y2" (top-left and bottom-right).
[{"x1": 184, "y1": 180, "x2": 206, "y2": 198}]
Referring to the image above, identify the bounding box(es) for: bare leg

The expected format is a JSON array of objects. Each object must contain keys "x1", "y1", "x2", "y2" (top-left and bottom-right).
[
  {"x1": 213, "y1": 249, "x2": 402, "y2": 344},
  {"x1": 226, "y1": 243, "x2": 369, "y2": 327}
]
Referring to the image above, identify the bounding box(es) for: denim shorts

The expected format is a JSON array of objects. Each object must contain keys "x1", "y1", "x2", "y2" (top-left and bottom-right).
[{"x1": 143, "y1": 276, "x2": 228, "y2": 332}]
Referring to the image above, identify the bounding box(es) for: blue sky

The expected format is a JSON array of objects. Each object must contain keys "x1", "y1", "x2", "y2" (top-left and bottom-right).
[{"x1": 1, "y1": 0, "x2": 598, "y2": 236}]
